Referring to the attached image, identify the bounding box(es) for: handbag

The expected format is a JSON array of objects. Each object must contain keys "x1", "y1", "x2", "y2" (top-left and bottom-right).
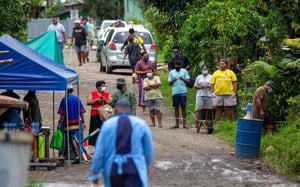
[
  {"x1": 50, "y1": 129, "x2": 63, "y2": 152},
  {"x1": 96, "y1": 104, "x2": 113, "y2": 121}
]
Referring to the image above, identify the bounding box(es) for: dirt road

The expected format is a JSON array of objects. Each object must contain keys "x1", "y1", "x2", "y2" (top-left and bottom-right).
[{"x1": 27, "y1": 49, "x2": 299, "y2": 187}]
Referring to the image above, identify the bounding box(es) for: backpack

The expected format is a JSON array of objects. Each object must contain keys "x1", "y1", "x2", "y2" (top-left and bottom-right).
[{"x1": 186, "y1": 76, "x2": 196, "y2": 88}]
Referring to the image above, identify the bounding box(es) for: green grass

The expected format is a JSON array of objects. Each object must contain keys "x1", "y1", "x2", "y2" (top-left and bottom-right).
[
  {"x1": 260, "y1": 121, "x2": 300, "y2": 179},
  {"x1": 213, "y1": 120, "x2": 237, "y2": 146},
  {"x1": 158, "y1": 71, "x2": 300, "y2": 181},
  {"x1": 27, "y1": 180, "x2": 43, "y2": 187},
  {"x1": 157, "y1": 53, "x2": 166, "y2": 64}
]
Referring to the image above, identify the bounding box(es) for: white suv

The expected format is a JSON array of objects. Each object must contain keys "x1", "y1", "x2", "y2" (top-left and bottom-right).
[
  {"x1": 99, "y1": 27, "x2": 157, "y2": 73},
  {"x1": 96, "y1": 20, "x2": 127, "y2": 61}
]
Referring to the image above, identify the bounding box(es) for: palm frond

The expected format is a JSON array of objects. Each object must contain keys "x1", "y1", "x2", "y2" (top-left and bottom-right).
[{"x1": 286, "y1": 59, "x2": 300, "y2": 69}]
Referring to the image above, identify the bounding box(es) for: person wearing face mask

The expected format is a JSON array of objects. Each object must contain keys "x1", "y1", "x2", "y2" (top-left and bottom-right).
[
  {"x1": 112, "y1": 78, "x2": 137, "y2": 115},
  {"x1": 193, "y1": 64, "x2": 213, "y2": 131},
  {"x1": 251, "y1": 80, "x2": 275, "y2": 135},
  {"x1": 167, "y1": 45, "x2": 191, "y2": 71},
  {"x1": 135, "y1": 52, "x2": 154, "y2": 114},
  {"x1": 168, "y1": 60, "x2": 191, "y2": 129},
  {"x1": 210, "y1": 59, "x2": 237, "y2": 122},
  {"x1": 87, "y1": 80, "x2": 112, "y2": 147},
  {"x1": 143, "y1": 67, "x2": 163, "y2": 127}
]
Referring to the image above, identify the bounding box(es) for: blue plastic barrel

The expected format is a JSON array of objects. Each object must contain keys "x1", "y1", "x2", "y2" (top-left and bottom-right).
[{"x1": 235, "y1": 118, "x2": 263, "y2": 158}]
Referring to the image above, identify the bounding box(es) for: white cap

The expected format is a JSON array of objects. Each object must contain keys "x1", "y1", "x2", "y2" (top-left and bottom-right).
[{"x1": 74, "y1": 20, "x2": 80, "y2": 24}]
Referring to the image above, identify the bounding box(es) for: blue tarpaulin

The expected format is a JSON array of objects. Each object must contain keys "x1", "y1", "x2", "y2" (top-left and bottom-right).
[{"x1": 0, "y1": 35, "x2": 78, "y2": 91}]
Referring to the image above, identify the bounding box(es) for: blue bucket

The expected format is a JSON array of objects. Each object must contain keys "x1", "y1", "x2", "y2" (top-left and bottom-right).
[{"x1": 235, "y1": 118, "x2": 263, "y2": 158}]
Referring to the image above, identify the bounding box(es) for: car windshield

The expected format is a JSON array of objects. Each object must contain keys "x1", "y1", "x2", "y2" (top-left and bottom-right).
[
  {"x1": 113, "y1": 32, "x2": 152, "y2": 44},
  {"x1": 103, "y1": 22, "x2": 114, "y2": 29}
]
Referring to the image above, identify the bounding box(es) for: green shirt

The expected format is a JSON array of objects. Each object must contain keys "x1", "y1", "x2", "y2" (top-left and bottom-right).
[
  {"x1": 143, "y1": 76, "x2": 163, "y2": 100},
  {"x1": 112, "y1": 89, "x2": 137, "y2": 115}
]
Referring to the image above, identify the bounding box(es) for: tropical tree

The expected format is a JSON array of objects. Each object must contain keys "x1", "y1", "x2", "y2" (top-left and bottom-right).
[
  {"x1": 0, "y1": 0, "x2": 27, "y2": 37},
  {"x1": 21, "y1": 0, "x2": 44, "y2": 19},
  {"x1": 140, "y1": 0, "x2": 195, "y2": 41},
  {"x1": 84, "y1": 0, "x2": 124, "y2": 24},
  {"x1": 179, "y1": 1, "x2": 261, "y2": 73}
]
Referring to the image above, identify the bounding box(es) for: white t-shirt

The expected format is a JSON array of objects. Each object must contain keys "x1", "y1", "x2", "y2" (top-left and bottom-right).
[
  {"x1": 48, "y1": 23, "x2": 66, "y2": 42},
  {"x1": 194, "y1": 74, "x2": 212, "y2": 97}
]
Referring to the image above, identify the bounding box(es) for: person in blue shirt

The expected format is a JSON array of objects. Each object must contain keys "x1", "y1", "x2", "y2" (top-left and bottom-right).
[
  {"x1": 168, "y1": 60, "x2": 191, "y2": 129},
  {"x1": 0, "y1": 90, "x2": 23, "y2": 130},
  {"x1": 90, "y1": 99, "x2": 154, "y2": 187},
  {"x1": 57, "y1": 86, "x2": 86, "y2": 164}
]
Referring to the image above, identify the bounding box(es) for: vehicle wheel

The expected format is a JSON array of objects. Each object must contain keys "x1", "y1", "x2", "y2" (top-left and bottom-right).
[
  {"x1": 106, "y1": 67, "x2": 113, "y2": 74},
  {"x1": 207, "y1": 128, "x2": 213, "y2": 134},
  {"x1": 206, "y1": 121, "x2": 213, "y2": 134}
]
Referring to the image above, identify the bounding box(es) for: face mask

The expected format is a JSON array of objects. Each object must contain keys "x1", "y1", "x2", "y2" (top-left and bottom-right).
[
  {"x1": 146, "y1": 73, "x2": 153, "y2": 78},
  {"x1": 173, "y1": 51, "x2": 180, "y2": 57},
  {"x1": 143, "y1": 57, "x2": 149, "y2": 62},
  {"x1": 100, "y1": 87, "x2": 106, "y2": 92},
  {"x1": 175, "y1": 67, "x2": 181, "y2": 71},
  {"x1": 116, "y1": 85, "x2": 122, "y2": 90},
  {"x1": 202, "y1": 70, "x2": 208, "y2": 75},
  {"x1": 268, "y1": 88, "x2": 273, "y2": 93}
]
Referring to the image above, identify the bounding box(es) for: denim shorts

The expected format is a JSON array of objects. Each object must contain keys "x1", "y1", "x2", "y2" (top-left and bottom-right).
[
  {"x1": 195, "y1": 96, "x2": 213, "y2": 110},
  {"x1": 145, "y1": 99, "x2": 162, "y2": 111}
]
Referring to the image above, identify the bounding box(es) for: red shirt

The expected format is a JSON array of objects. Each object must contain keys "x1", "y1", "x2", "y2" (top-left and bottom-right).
[{"x1": 90, "y1": 91, "x2": 110, "y2": 116}]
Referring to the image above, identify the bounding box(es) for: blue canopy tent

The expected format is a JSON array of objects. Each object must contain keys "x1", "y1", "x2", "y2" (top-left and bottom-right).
[
  {"x1": 0, "y1": 35, "x2": 76, "y2": 90},
  {"x1": 0, "y1": 35, "x2": 80, "y2": 167}
]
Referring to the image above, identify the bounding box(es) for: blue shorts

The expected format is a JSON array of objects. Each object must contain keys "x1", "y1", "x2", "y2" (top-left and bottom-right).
[
  {"x1": 172, "y1": 94, "x2": 187, "y2": 107},
  {"x1": 130, "y1": 63, "x2": 136, "y2": 70}
]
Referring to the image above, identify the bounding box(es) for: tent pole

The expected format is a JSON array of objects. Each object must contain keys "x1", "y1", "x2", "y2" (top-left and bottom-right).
[
  {"x1": 77, "y1": 82, "x2": 82, "y2": 164},
  {"x1": 65, "y1": 89, "x2": 71, "y2": 168},
  {"x1": 52, "y1": 91, "x2": 55, "y2": 158}
]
